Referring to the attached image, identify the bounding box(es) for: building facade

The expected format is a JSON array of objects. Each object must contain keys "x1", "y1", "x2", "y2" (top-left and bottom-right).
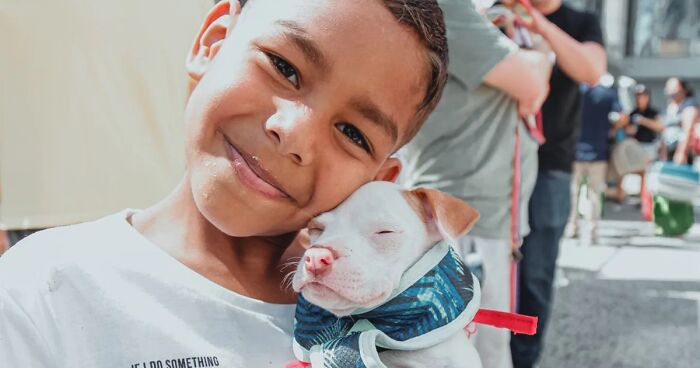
[{"x1": 569, "y1": 0, "x2": 700, "y2": 106}]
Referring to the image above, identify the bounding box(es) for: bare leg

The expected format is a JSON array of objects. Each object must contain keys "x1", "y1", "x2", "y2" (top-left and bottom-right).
[
  {"x1": 566, "y1": 163, "x2": 583, "y2": 238},
  {"x1": 615, "y1": 174, "x2": 625, "y2": 204},
  {"x1": 588, "y1": 162, "x2": 609, "y2": 241}
]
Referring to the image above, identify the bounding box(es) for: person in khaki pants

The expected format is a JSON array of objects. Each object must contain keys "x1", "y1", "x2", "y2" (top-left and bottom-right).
[{"x1": 566, "y1": 76, "x2": 625, "y2": 241}]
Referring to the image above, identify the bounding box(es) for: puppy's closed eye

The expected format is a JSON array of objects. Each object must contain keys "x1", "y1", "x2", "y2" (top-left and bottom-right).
[{"x1": 375, "y1": 230, "x2": 400, "y2": 235}]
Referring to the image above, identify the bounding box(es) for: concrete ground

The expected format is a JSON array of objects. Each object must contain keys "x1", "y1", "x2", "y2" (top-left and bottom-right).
[{"x1": 538, "y1": 197, "x2": 700, "y2": 368}]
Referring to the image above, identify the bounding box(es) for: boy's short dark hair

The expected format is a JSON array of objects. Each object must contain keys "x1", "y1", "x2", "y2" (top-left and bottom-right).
[
  {"x1": 384, "y1": 0, "x2": 448, "y2": 145},
  {"x1": 240, "y1": 0, "x2": 448, "y2": 146}
]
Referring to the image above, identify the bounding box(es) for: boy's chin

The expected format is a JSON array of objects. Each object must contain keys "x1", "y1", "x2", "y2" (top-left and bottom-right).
[
  {"x1": 190, "y1": 175, "x2": 307, "y2": 237},
  {"x1": 201, "y1": 202, "x2": 304, "y2": 238}
]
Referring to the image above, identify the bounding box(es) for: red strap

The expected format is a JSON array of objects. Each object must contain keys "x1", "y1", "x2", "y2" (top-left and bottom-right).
[
  {"x1": 511, "y1": 124, "x2": 522, "y2": 250},
  {"x1": 510, "y1": 257, "x2": 518, "y2": 313},
  {"x1": 285, "y1": 362, "x2": 311, "y2": 368},
  {"x1": 511, "y1": 122, "x2": 522, "y2": 313},
  {"x1": 473, "y1": 308, "x2": 538, "y2": 335}
]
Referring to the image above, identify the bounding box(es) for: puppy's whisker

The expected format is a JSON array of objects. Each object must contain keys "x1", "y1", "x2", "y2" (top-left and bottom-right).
[
  {"x1": 281, "y1": 270, "x2": 297, "y2": 291},
  {"x1": 280, "y1": 258, "x2": 302, "y2": 272}
]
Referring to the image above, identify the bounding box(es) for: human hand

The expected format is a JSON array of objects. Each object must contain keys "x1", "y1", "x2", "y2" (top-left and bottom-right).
[
  {"x1": 514, "y1": 4, "x2": 552, "y2": 38},
  {"x1": 518, "y1": 83, "x2": 550, "y2": 117},
  {"x1": 619, "y1": 112, "x2": 630, "y2": 126}
]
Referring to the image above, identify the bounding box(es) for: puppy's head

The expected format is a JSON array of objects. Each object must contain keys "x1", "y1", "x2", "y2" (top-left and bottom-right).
[{"x1": 291, "y1": 181, "x2": 479, "y2": 317}]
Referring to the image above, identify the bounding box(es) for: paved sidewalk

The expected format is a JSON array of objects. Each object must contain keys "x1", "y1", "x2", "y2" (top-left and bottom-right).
[{"x1": 538, "y1": 199, "x2": 700, "y2": 368}]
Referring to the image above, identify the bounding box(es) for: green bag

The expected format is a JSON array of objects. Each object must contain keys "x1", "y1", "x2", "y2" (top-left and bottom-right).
[{"x1": 653, "y1": 195, "x2": 695, "y2": 237}]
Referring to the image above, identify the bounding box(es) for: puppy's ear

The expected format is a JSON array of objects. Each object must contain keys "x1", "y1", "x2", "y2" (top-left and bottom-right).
[{"x1": 410, "y1": 188, "x2": 480, "y2": 244}]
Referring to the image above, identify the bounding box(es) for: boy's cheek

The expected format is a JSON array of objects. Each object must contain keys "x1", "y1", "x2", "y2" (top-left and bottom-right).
[{"x1": 308, "y1": 164, "x2": 375, "y2": 212}]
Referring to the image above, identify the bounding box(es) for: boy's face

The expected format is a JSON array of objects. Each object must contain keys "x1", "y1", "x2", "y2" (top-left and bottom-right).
[{"x1": 184, "y1": 0, "x2": 428, "y2": 237}]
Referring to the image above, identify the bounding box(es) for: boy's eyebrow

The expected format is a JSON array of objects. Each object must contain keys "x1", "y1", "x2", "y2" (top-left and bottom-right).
[
  {"x1": 350, "y1": 98, "x2": 399, "y2": 144},
  {"x1": 275, "y1": 20, "x2": 330, "y2": 75}
]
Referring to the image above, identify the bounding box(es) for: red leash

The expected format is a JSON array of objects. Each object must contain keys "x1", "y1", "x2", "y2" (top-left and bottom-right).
[{"x1": 472, "y1": 308, "x2": 538, "y2": 336}]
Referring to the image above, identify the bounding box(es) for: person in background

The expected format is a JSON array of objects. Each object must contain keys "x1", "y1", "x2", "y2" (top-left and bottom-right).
[
  {"x1": 0, "y1": 1, "x2": 212, "y2": 246},
  {"x1": 510, "y1": 1, "x2": 606, "y2": 367},
  {"x1": 628, "y1": 85, "x2": 663, "y2": 159},
  {"x1": 620, "y1": 84, "x2": 662, "y2": 215},
  {"x1": 661, "y1": 78, "x2": 700, "y2": 165},
  {"x1": 399, "y1": 1, "x2": 551, "y2": 367},
  {"x1": 566, "y1": 74, "x2": 623, "y2": 242}
]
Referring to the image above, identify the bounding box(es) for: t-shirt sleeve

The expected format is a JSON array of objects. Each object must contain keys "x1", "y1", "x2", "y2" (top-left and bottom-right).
[
  {"x1": 0, "y1": 288, "x2": 54, "y2": 367},
  {"x1": 439, "y1": 0, "x2": 518, "y2": 90},
  {"x1": 578, "y1": 12, "x2": 604, "y2": 46}
]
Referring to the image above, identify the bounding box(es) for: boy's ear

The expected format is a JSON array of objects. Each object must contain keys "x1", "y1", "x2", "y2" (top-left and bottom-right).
[
  {"x1": 374, "y1": 157, "x2": 402, "y2": 183},
  {"x1": 186, "y1": 0, "x2": 242, "y2": 82}
]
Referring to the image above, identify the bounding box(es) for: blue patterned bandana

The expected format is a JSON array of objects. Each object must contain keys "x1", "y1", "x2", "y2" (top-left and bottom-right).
[{"x1": 292, "y1": 242, "x2": 481, "y2": 368}]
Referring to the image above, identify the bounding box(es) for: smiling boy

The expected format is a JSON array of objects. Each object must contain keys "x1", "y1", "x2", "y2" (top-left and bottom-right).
[{"x1": 0, "y1": 1, "x2": 447, "y2": 367}]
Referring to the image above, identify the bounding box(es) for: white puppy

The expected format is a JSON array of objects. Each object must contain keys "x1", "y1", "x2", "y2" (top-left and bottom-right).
[{"x1": 291, "y1": 181, "x2": 482, "y2": 368}]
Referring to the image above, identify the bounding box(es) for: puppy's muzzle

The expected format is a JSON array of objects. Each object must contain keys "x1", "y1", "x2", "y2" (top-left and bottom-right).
[{"x1": 304, "y1": 247, "x2": 334, "y2": 277}]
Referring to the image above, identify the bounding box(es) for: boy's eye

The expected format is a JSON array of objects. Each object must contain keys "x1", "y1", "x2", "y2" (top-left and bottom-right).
[
  {"x1": 336, "y1": 123, "x2": 371, "y2": 153},
  {"x1": 267, "y1": 53, "x2": 299, "y2": 88}
]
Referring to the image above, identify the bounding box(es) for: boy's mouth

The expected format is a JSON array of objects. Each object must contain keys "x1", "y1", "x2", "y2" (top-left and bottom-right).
[{"x1": 222, "y1": 133, "x2": 292, "y2": 200}]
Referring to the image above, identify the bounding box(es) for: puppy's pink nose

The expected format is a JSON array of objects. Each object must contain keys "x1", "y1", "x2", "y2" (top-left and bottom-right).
[{"x1": 304, "y1": 247, "x2": 334, "y2": 276}]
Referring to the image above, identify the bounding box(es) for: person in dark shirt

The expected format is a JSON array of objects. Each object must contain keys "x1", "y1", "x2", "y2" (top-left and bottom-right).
[
  {"x1": 566, "y1": 77, "x2": 622, "y2": 241},
  {"x1": 629, "y1": 86, "x2": 662, "y2": 146},
  {"x1": 510, "y1": 1, "x2": 606, "y2": 367},
  {"x1": 618, "y1": 84, "x2": 662, "y2": 208}
]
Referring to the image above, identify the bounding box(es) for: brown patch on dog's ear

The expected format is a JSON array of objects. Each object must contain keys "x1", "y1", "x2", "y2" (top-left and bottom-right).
[{"x1": 408, "y1": 188, "x2": 480, "y2": 242}]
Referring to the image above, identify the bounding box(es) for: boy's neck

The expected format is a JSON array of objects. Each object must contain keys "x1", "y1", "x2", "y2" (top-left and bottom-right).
[{"x1": 130, "y1": 175, "x2": 298, "y2": 304}]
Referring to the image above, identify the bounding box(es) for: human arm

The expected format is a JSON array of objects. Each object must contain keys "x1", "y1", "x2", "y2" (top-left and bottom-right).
[
  {"x1": 525, "y1": 9, "x2": 606, "y2": 86},
  {"x1": 441, "y1": 0, "x2": 550, "y2": 116},
  {"x1": 673, "y1": 106, "x2": 700, "y2": 164},
  {"x1": 483, "y1": 48, "x2": 552, "y2": 116},
  {"x1": 636, "y1": 114, "x2": 665, "y2": 134}
]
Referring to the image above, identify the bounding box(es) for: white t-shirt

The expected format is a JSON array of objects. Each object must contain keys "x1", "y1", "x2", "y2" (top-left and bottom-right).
[{"x1": 0, "y1": 210, "x2": 296, "y2": 368}]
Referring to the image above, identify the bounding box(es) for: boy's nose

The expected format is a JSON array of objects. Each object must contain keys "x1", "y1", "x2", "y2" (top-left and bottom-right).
[
  {"x1": 265, "y1": 107, "x2": 318, "y2": 166},
  {"x1": 304, "y1": 247, "x2": 334, "y2": 276}
]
